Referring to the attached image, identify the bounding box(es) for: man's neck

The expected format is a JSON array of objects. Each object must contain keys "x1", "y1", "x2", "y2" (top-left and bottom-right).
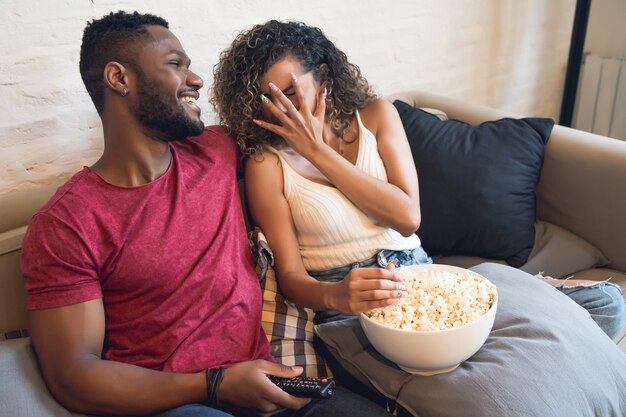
[{"x1": 92, "y1": 114, "x2": 173, "y2": 187}]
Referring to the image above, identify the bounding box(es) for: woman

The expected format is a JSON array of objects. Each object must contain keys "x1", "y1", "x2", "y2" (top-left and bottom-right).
[
  {"x1": 211, "y1": 20, "x2": 625, "y2": 337},
  {"x1": 212, "y1": 20, "x2": 429, "y2": 325}
]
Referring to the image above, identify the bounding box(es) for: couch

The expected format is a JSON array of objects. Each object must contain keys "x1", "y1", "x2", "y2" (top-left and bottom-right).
[
  {"x1": 1, "y1": 90, "x2": 625, "y2": 416},
  {"x1": 386, "y1": 91, "x2": 626, "y2": 313}
]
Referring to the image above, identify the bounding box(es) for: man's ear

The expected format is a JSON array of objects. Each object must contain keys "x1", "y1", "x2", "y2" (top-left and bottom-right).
[{"x1": 104, "y1": 62, "x2": 129, "y2": 97}]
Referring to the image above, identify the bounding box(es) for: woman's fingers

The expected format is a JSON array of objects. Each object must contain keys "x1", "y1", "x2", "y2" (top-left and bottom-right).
[
  {"x1": 352, "y1": 282, "x2": 407, "y2": 303},
  {"x1": 259, "y1": 93, "x2": 292, "y2": 127},
  {"x1": 268, "y1": 82, "x2": 300, "y2": 120},
  {"x1": 288, "y1": 72, "x2": 326, "y2": 122},
  {"x1": 348, "y1": 295, "x2": 405, "y2": 315},
  {"x1": 252, "y1": 117, "x2": 287, "y2": 137},
  {"x1": 351, "y1": 267, "x2": 405, "y2": 283},
  {"x1": 289, "y1": 72, "x2": 311, "y2": 116},
  {"x1": 358, "y1": 288, "x2": 407, "y2": 301},
  {"x1": 335, "y1": 267, "x2": 409, "y2": 314},
  {"x1": 384, "y1": 259, "x2": 398, "y2": 271},
  {"x1": 269, "y1": 92, "x2": 288, "y2": 114},
  {"x1": 352, "y1": 276, "x2": 405, "y2": 292},
  {"x1": 345, "y1": 268, "x2": 407, "y2": 304}
]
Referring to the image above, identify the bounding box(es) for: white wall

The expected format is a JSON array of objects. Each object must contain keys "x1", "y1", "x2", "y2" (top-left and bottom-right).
[
  {"x1": 0, "y1": 0, "x2": 576, "y2": 196},
  {"x1": 571, "y1": 0, "x2": 626, "y2": 139},
  {"x1": 585, "y1": 0, "x2": 626, "y2": 58}
]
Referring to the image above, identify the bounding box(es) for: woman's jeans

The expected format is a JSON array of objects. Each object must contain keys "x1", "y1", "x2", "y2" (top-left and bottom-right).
[{"x1": 557, "y1": 281, "x2": 626, "y2": 339}]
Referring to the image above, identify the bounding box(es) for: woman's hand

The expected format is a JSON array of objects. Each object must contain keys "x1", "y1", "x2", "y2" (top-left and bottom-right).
[
  {"x1": 218, "y1": 360, "x2": 310, "y2": 417},
  {"x1": 329, "y1": 262, "x2": 407, "y2": 315},
  {"x1": 253, "y1": 72, "x2": 327, "y2": 159}
]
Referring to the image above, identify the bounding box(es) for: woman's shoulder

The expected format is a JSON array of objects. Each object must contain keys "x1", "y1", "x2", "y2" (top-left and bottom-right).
[
  {"x1": 245, "y1": 148, "x2": 281, "y2": 172},
  {"x1": 244, "y1": 148, "x2": 284, "y2": 194},
  {"x1": 358, "y1": 99, "x2": 399, "y2": 136},
  {"x1": 359, "y1": 98, "x2": 398, "y2": 120}
]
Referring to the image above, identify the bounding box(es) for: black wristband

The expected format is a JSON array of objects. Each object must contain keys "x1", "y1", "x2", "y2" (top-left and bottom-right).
[{"x1": 205, "y1": 367, "x2": 225, "y2": 406}]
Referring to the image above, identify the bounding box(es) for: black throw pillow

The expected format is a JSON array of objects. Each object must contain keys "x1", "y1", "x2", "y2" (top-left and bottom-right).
[{"x1": 394, "y1": 100, "x2": 554, "y2": 267}]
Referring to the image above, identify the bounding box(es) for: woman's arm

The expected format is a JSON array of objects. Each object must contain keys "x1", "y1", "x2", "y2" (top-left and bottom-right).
[
  {"x1": 312, "y1": 99, "x2": 421, "y2": 236},
  {"x1": 245, "y1": 153, "x2": 405, "y2": 314},
  {"x1": 255, "y1": 75, "x2": 420, "y2": 236}
]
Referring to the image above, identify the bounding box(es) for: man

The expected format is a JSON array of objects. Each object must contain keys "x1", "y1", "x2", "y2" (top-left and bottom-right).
[{"x1": 21, "y1": 11, "x2": 393, "y2": 417}]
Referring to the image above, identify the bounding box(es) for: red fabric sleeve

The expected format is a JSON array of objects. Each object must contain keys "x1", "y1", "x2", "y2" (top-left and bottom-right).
[{"x1": 22, "y1": 212, "x2": 102, "y2": 310}]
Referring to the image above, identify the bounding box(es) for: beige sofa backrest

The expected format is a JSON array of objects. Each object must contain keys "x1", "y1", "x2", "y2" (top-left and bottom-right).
[
  {"x1": 387, "y1": 90, "x2": 626, "y2": 273},
  {"x1": 3, "y1": 90, "x2": 625, "y2": 337}
]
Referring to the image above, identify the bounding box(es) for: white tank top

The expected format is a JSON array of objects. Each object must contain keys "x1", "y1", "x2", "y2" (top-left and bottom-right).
[{"x1": 272, "y1": 111, "x2": 421, "y2": 271}]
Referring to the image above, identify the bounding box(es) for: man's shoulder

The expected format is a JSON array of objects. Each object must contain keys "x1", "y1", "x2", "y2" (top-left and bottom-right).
[
  {"x1": 24, "y1": 168, "x2": 100, "y2": 249},
  {"x1": 36, "y1": 168, "x2": 94, "y2": 216}
]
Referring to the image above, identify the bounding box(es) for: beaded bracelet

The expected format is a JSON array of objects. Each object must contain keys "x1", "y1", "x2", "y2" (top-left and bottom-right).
[{"x1": 205, "y1": 367, "x2": 225, "y2": 406}]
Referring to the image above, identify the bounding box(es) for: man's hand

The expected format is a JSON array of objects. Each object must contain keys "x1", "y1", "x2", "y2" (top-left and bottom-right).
[{"x1": 218, "y1": 360, "x2": 311, "y2": 416}]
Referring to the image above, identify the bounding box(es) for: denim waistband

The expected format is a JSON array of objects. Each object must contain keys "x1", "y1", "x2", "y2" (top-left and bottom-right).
[{"x1": 308, "y1": 246, "x2": 432, "y2": 282}]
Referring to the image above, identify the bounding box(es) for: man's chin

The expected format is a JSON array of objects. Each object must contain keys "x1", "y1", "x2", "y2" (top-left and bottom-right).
[
  {"x1": 164, "y1": 117, "x2": 205, "y2": 141},
  {"x1": 187, "y1": 121, "x2": 206, "y2": 138}
]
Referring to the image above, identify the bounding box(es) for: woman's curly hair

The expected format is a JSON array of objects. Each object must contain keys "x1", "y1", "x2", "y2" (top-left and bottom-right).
[{"x1": 210, "y1": 20, "x2": 377, "y2": 157}]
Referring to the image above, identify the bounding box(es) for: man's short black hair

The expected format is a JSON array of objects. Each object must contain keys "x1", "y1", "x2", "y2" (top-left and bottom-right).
[{"x1": 79, "y1": 11, "x2": 169, "y2": 113}]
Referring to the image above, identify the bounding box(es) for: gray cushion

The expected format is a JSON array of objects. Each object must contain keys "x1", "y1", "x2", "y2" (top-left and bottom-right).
[
  {"x1": 315, "y1": 263, "x2": 626, "y2": 417},
  {"x1": 0, "y1": 338, "x2": 86, "y2": 417}
]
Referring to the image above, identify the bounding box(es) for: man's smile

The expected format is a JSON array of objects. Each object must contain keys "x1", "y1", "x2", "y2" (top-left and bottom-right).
[{"x1": 180, "y1": 91, "x2": 200, "y2": 115}]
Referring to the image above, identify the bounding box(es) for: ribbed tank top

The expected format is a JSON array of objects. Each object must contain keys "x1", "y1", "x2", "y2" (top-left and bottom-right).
[{"x1": 272, "y1": 111, "x2": 420, "y2": 271}]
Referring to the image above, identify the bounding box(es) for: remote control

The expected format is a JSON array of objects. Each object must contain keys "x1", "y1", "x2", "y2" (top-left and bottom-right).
[{"x1": 268, "y1": 375, "x2": 335, "y2": 399}]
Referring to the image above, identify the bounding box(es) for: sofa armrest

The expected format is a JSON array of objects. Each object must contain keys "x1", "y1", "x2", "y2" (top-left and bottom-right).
[
  {"x1": 537, "y1": 126, "x2": 626, "y2": 272},
  {"x1": 0, "y1": 227, "x2": 28, "y2": 337}
]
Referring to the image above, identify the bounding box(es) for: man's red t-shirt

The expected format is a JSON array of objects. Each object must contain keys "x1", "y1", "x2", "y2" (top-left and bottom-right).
[{"x1": 21, "y1": 126, "x2": 272, "y2": 372}]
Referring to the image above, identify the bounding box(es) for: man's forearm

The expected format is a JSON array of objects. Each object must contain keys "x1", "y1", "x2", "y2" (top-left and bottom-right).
[{"x1": 43, "y1": 357, "x2": 206, "y2": 416}]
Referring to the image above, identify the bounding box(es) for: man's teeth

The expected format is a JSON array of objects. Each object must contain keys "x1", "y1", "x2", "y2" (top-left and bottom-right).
[{"x1": 182, "y1": 96, "x2": 196, "y2": 103}]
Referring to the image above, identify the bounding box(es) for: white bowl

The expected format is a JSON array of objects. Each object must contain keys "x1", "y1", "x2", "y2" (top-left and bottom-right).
[{"x1": 359, "y1": 264, "x2": 498, "y2": 376}]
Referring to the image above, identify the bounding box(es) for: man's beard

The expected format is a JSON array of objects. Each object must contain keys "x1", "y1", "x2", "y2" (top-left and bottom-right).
[{"x1": 134, "y1": 74, "x2": 204, "y2": 142}]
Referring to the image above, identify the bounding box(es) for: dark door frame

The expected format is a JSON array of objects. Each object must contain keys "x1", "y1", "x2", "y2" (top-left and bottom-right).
[{"x1": 559, "y1": 0, "x2": 592, "y2": 127}]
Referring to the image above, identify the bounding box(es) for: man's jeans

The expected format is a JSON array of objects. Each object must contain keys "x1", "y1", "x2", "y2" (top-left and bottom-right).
[{"x1": 153, "y1": 385, "x2": 392, "y2": 417}]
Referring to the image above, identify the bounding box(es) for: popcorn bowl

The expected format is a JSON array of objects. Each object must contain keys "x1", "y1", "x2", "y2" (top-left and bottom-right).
[{"x1": 359, "y1": 264, "x2": 498, "y2": 376}]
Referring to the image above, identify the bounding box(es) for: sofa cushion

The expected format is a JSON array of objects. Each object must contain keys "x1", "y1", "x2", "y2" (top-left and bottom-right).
[
  {"x1": 0, "y1": 337, "x2": 87, "y2": 417},
  {"x1": 434, "y1": 221, "x2": 610, "y2": 280},
  {"x1": 394, "y1": 100, "x2": 554, "y2": 267},
  {"x1": 250, "y1": 228, "x2": 331, "y2": 377},
  {"x1": 519, "y1": 221, "x2": 610, "y2": 278},
  {"x1": 315, "y1": 263, "x2": 626, "y2": 417}
]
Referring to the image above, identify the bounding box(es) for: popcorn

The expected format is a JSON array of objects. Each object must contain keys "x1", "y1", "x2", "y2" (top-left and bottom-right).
[{"x1": 365, "y1": 267, "x2": 496, "y2": 331}]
